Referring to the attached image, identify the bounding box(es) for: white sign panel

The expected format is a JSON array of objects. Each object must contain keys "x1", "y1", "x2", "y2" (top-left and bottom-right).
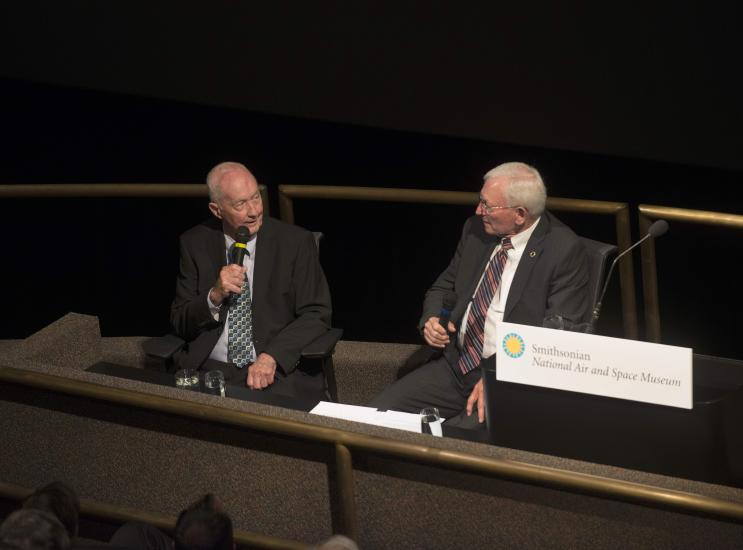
[{"x1": 495, "y1": 322, "x2": 693, "y2": 409}]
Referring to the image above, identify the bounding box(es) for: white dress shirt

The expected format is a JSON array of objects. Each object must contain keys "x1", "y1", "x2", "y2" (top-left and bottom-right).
[
  {"x1": 458, "y1": 217, "x2": 540, "y2": 359},
  {"x1": 207, "y1": 233, "x2": 257, "y2": 363}
]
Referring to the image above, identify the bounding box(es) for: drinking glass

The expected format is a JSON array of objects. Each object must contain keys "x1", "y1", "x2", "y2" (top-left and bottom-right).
[
  {"x1": 204, "y1": 370, "x2": 226, "y2": 397},
  {"x1": 174, "y1": 368, "x2": 199, "y2": 388},
  {"x1": 420, "y1": 407, "x2": 442, "y2": 437}
]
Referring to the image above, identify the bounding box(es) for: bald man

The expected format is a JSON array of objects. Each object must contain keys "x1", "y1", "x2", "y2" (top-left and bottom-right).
[{"x1": 171, "y1": 162, "x2": 332, "y2": 401}]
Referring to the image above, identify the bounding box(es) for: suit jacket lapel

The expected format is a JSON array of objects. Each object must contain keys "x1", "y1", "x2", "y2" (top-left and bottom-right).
[
  {"x1": 504, "y1": 215, "x2": 549, "y2": 319},
  {"x1": 453, "y1": 236, "x2": 498, "y2": 323},
  {"x1": 208, "y1": 223, "x2": 227, "y2": 273},
  {"x1": 470, "y1": 240, "x2": 498, "y2": 298},
  {"x1": 252, "y1": 217, "x2": 275, "y2": 318}
]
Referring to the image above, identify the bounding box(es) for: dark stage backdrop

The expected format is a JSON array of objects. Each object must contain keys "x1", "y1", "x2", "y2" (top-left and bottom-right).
[
  {"x1": 1, "y1": 2, "x2": 741, "y2": 171},
  {"x1": 0, "y1": 2, "x2": 741, "y2": 359},
  {"x1": 1, "y1": 79, "x2": 741, "y2": 361}
]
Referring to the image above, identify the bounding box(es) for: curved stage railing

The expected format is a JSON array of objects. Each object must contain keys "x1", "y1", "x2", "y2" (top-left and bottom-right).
[
  {"x1": 278, "y1": 184, "x2": 637, "y2": 338},
  {"x1": 2, "y1": 355, "x2": 742, "y2": 549},
  {"x1": 638, "y1": 205, "x2": 743, "y2": 342}
]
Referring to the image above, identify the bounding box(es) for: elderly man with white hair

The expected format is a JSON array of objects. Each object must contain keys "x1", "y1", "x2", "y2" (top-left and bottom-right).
[
  {"x1": 171, "y1": 162, "x2": 332, "y2": 401},
  {"x1": 370, "y1": 162, "x2": 590, "y2": 427}
]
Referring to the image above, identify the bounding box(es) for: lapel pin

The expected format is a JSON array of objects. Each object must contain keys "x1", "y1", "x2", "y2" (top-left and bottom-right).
[{"x1": 529, "y1": 250, "x2": 537, "y2": 258}]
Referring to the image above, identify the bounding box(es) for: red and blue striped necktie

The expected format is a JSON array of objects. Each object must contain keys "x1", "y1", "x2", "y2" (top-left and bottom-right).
[{"x1": 457, "y1": 237, "x2": 513, "y2": 375}]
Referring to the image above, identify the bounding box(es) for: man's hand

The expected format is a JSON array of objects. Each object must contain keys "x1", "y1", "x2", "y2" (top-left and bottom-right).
[
  {"x1": 246, "y1": 353, "x2": 277, "y2": 389},
  {"x1": 209, "y1": 265, "x2": 247, "y2": 305},
  {"x1": 423, "y1": 316, "x2": 456, "y2": 348},
  {"x1": 465, "y1": 379, "x2": 486, "y2": 423}
]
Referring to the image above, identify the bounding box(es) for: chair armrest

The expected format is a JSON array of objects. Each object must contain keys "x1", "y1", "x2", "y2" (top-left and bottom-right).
[
  {"x1": 301, "y1": 328, "x2": 343, "y2": 359},
  {"x1": 142, "y1": 334, "x2": 186, "y2": 360}
]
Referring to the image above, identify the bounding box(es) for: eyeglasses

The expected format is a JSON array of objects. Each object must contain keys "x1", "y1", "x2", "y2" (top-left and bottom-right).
[{"x1": 478, "y1": 196, "x2": 521, "y2": 214}]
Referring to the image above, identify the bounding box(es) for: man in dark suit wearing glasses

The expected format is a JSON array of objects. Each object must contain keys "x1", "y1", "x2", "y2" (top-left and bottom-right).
[{"x1": 370, "y1": 162, "x2": 590, "y2": 427}]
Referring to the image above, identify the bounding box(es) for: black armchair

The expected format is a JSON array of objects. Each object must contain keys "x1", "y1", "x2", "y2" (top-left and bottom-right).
[
  {"x1": 142, "y1": 328, "x2": 343, "y2": 401},
  {"x1": 579, "y1": 236, "x2": 617, "y2": 322},
  {"x1": 144, "y1": 231, "x2": 342, "y2": 400}
]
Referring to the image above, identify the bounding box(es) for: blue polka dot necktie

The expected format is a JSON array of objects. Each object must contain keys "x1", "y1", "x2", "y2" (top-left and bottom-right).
[{"x1": 227, "y1": 274, "x2": 254, "y2": 369}]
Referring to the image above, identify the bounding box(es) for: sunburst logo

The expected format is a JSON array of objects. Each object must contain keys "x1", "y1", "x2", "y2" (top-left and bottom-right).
[{"x1": 502, "y1": 333, "x2": 525, "y2": 358}]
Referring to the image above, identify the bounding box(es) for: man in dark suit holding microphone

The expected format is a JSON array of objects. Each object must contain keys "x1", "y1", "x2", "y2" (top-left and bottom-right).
[
  {"x1": 370, "y1": 162, "x2": 590, "y2": 427},
  {"x1": 170, "y1": 162, "x2": 331, "y2": 400}
]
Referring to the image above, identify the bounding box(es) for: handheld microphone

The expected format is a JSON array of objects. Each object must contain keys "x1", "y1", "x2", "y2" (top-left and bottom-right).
[
  {"x1": 588, "y1": 219, "x2": 669, "y2": 332},
  {"x1": 232, "y1": 226, "x2": 251, "y2": 265},
  {"x1": 227, "y1": 226, "x2": 251, "y2": 304},
  {"x1": 438, "y1": 292, "x2": 457, "y2": 332}
]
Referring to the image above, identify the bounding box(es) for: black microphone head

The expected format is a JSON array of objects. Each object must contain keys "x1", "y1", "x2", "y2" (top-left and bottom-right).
[
  {"x1": 442, "y1": 292, "x2": 457, "y2": 310},
  {"x1": 438, "y1": 291, "x2": 458, "y2": 332},
  {"x1": 648, "y1": 219, "x2": 669, "y2": 238},
  {"x1": 235, "y1": 226, "x2": 251, "y2": 244}
]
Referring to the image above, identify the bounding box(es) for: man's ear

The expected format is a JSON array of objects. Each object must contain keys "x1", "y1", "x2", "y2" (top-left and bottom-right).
[
  {"x1": 514, "y1": 206, "x2": 528, "y2": 225},
  {"x1": 208, "y1": 202, "x2": 222, "y2": 219}
]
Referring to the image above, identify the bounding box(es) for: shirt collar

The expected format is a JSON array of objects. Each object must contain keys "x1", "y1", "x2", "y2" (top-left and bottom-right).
[{"x1": 504, "y1": 216, "x2": 541, "y2": 252}]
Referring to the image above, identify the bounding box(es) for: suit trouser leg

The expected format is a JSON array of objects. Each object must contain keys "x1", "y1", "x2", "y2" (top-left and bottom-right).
[{"x1": 367, "y1": 356, "x2": 480, "y2": 420}]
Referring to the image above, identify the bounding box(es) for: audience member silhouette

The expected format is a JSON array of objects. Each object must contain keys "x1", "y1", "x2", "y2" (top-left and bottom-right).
[
  {"x1": 174, "y1": 494, "x2": 233, "y2": 550},
  {"x1": 5, "y1": 482, "x2": 359, "y2": 550},
  {"x1": 110, "y1": 493, "x2": 231, "y2": 550},
  {"x1": 22, "y1": 482, "x2": 79, "y2": 542},
  {"x1": 0, "y1": 508, "x2": 70, "y2": 550}
]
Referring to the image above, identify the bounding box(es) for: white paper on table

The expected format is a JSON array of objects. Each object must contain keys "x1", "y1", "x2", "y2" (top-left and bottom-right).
[
  {"x1": 310, "y1": 401, "x2": 444, "y2": 435},
  {"x1": 310, "y1": 401, "x2": 381, "y2": 424}
]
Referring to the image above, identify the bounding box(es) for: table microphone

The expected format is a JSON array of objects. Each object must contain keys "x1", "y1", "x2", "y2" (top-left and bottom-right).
[{"x1": 588, "y1": 219, "x2": 669, "y2": 333}]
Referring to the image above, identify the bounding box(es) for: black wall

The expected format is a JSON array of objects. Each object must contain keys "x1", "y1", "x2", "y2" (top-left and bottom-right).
[
  {"x1": 1, "y1": 2, "x2": 741, "y2": 359},
  {"x1": 1, "y1": 3, "x2": 741, "y2": 170},
  {"x1": 2, "y1": 78, "x2": 741, "y2": 361}
]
